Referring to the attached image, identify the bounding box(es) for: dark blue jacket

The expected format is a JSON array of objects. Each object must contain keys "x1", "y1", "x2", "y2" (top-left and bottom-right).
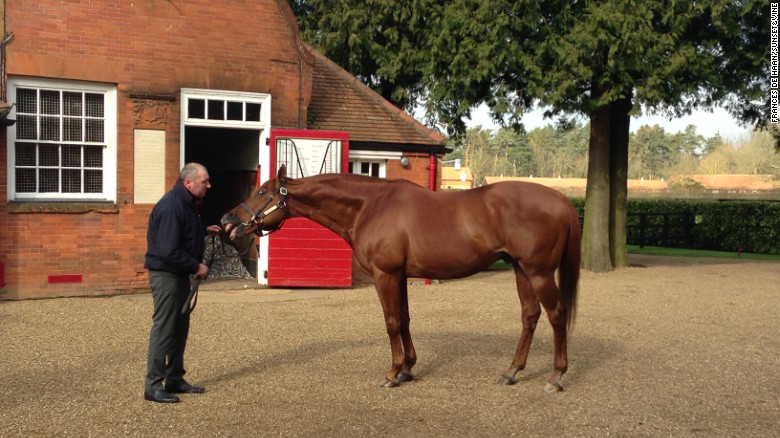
[{"x1": 144, "y1": 180, "x2": 206, "y2": 275}]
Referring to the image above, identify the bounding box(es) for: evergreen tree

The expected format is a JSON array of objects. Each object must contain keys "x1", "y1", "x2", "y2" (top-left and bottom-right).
[
  {"x1": 517, "y1": 0, "x2": 767, "y2": 270},
  {"x1": 290, "y1": 0, "x2": 768, "y2": 271}
]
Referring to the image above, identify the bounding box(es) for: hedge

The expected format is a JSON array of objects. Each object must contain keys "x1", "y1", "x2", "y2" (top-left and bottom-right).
[{"x1": 569, "y1": 198, "x2": 780, "y2": 254}]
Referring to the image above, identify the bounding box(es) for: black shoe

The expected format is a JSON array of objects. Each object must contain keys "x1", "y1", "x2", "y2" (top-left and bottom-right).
[
  {"x1": 165, "y1": 381, "x2": 205, "y2": 394},
  {"x1": 144, "y1": 389, "x2": 180, "y2": 403}
]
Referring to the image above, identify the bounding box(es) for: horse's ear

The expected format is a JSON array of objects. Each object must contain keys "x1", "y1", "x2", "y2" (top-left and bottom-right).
[{"x1": 276, "y1": 164, "x2": 287, "y2": 181}]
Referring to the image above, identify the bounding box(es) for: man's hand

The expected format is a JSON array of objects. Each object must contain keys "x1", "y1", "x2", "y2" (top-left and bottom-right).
[
  {"x1": 206, "y1": 225, "x2": 222, "y2": 236},
  {"x1": 196, "y1": 263, "x2": 209, "y2": 279}
]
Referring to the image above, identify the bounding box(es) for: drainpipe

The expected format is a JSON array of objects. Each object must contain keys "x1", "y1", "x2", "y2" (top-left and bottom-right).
[
  {"x1": 297, "y1": 53, "x2": 303, "y2": 129},
  {"x1": 428, "y1": 154, "x2": 436, "y2": 192},
  {"x1": 426, "y1": 154, "x2": 437, "y2": 285},
  {"x1": 1, "y1": 32, "x2": 13, "y2": 103}
]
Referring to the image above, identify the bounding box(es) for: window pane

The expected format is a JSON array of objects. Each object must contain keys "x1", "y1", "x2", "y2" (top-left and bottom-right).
[
  {"x1": 85, "y1": 93, "x2": 103, "y2": 117},
  {"x1": 16, "y1": 115, "x2": 37, "y2": 140},
  {"x1": 17, "y1": 88, "x2": 37, "y2": 113},
  {"x1": 40, "y1": 90, "x2": 60, "y2": 115},
  {"x1": 350, "y1": 160, "x2": 383, "y2": 177},
  {"x1": 39, "y1": 144, "x2": 59, "y2": 167},
  {"x1": 39, "y1": 169, "x2": 59, "y2": 192},
  {"x1": 63, "y1": 117, "x2": 82, "y2": 142},
  {"x1": 16, "y1": 143, "x2": 37, "y2": 166},
  {"x1": 246, "y1": 103, "x2": 261, "y2": 121},
  {"x1": 40, "y1": 116, "x2": 60, "y2": 141},
  {"x1": 62, "y1": 169, "x2": 81, "y2": 193},
  {"x1": 63, "y1": 92, "x2": 82, "y2": 116},
  {"x1": 207, "y1": 100, "x2": 224, "y2": 120},
  {"x1": 62, "y1": 145, "x2": 81, "y2": 167},
  {"x1": 84, "y1": 146, "x2": 103, "y2": 167},
  {"x1": 16, "y1": 168, "x2": 36, "y2": 192},
  {"x1": 188, "y1": 98, "x2": 205, "y2": 119},
  {"x1": 12, "y1": 83, "x2": 110, "y2": 198},
  {"x1": 84, "y1": 169, "x2": 103, "y2": 193},
  {"x1": 227, "y1": 101, "x2": 242, "y2": 120},
  {"x1": 85, "y1": 118, "x2": 104, "y2": 142}
]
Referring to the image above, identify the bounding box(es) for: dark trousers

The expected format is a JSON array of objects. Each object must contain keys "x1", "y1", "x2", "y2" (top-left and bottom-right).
[{"x1": 145, "y1": 270, "x2": 191, "y2": 392}]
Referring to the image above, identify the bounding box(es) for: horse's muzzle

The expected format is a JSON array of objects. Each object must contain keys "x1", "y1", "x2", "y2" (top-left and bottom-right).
[{"x1": 220, "y1": 213, "x2": 252, "y2": 240}]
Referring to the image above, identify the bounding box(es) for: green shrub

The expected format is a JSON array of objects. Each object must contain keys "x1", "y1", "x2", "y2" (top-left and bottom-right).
[{"x1": 568, "y1": 198, "x2": 780, "y2": 254}]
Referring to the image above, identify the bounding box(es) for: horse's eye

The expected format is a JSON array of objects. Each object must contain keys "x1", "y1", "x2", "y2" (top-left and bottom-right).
[{"x1": 257, "y1": 189, "x2": 265, "y2": 196}]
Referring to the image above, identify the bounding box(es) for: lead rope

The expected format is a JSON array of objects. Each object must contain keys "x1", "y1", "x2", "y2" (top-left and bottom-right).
[{"x1": 181, "y1": 234, "x2": 218, "y2": 315}]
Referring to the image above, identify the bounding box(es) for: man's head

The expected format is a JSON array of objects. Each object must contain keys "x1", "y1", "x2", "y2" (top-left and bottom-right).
[{"x1": 180, "y1": 162, "x2": 211, "y2": 199}]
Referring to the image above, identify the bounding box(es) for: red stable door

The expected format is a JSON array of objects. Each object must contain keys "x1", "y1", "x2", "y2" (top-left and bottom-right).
[{"x1": 266, "y1": 129, "x2": 352, "y2": 287}]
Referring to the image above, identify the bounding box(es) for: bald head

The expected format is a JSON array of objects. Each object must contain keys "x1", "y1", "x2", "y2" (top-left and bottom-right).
[
  {"x1": 180, "y1": 163, "x2": 207, "y2": 182},
  {"x1": 180, "y1": 163, "x2": 211, "y2": 199}
]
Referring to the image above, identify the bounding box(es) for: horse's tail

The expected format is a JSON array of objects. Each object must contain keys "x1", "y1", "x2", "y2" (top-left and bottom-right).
[{"x1": 558, "y1": 201, "x2": 581, "y2": 331}]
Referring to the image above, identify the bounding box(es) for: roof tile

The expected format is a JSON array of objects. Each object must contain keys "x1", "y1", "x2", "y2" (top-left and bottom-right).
[{"x1": 306, "y1": 45, "x2": 446, "y2": 146}]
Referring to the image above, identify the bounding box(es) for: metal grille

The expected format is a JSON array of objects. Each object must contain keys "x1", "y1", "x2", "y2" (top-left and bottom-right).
[
  {"x1": 275, "y1": 138, "x2": 341, "y2": 178},
  {"x1": 275, "y1": 138, "x2": 305, "y2": 178},
  {"x1": 319, "y1": 141, "x2": 340, "y2": 174},
  {"x1": 13, "y1": 87, "x2": 106, "y2": 195}
]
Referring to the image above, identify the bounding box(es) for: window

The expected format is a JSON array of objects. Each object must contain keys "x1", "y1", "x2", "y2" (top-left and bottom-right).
[
  {"x1": 8, "y1": 78, "x2": 116, "y2": 201},
  {"x1": 186, "y1": 98, "x2": 261, "y2": 122},
  {"x1": 349, "y1": 160, "x2": 382, "y2": 177},
  {"x1": 181, "y1": 89, "x2": 268, "y2": 129},
  {"x1": 348, "y1": 150, "x2": 403, "y2": 178}
]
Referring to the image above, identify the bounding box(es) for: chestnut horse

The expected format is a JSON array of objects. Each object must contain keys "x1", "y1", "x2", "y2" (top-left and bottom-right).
[{"x1": 221, "y1": 165, "x2": 581, "y2": 392}]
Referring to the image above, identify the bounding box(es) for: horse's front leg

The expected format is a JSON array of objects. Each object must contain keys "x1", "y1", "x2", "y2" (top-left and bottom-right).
[
  {"x1": 373, "y1": 272, "x2": 414, "y2": 388},
  {"x1": 397, "y1": 278, "x2": 417, "y2": 383}
]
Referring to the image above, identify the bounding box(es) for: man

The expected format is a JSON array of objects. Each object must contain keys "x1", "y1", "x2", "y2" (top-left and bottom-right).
[{"x1": 143, "y1": 162, "x2": 221, "y2": 403}]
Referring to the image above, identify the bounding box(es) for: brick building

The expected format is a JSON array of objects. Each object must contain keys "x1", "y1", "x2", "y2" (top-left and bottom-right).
[{"x1": 0, "y1": 1, "x2": 448, "y2": 299}]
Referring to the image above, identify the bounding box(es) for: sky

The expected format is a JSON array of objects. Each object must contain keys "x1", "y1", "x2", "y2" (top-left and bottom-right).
[{"x1": 464, "y1": 103, "x2": 752, "y2": 140}]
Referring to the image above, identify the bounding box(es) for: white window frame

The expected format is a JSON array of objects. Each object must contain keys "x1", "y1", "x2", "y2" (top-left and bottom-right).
[
  {"x1": 179, "y1": 88, "x2": 271, "y2": 172},
  {"x1": 6, "y1": 77, "x2": 117, "y2": 202},
  {"x1": 348, "y1": 150, "x2": 402, "y2": 178},
  {"x1": 180, "y1": 88, "x2": 270, "y2": 129}
]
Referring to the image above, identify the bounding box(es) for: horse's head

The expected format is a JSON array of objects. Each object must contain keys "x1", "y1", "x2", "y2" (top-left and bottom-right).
[{"x1": 221, "y1": 165, "x2": 289, "y2": 239}]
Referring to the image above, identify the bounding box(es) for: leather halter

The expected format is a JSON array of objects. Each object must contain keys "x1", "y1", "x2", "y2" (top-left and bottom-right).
[{"x1": 239, "y1": 180, "x2": 288, "y2": 236}]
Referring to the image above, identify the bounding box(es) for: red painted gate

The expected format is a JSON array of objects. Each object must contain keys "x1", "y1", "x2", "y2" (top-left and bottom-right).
[{"x1": 266, "y1": 129, "x2": 352, "y2": 287}]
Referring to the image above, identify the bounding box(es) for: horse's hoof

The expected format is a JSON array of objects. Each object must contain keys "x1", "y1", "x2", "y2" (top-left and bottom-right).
[
  {"x1": 496, "y1": 375, "x2": 517, "y2": 386},
  {"x1": 544, "y1": 381, "x2": 564, "y2": 393},
  {"x1": 397, "y1": 372, "x2": 414, "y2": 383},
  {"x1": 380, "y1": 379, "x2": 400, "y2": 388}
]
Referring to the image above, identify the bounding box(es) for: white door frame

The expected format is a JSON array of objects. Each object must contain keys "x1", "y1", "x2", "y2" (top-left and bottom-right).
[{"x1": 179, "y1": 88, "x2": 272, "y2": 284}]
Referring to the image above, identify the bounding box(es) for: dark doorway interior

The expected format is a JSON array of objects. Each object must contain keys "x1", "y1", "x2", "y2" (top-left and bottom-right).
[{"x1": 184, "y1": 126, "x2": 259, "y2": 277}]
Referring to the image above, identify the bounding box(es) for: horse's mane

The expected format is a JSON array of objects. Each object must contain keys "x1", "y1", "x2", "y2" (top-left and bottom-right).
[{"x1": 288, "y1": 172, "x2": 427, "y2": 191}]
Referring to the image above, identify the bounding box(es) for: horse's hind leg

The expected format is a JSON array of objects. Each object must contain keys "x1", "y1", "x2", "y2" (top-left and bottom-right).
[
  {"x1": 497, "y1": 265, "x2": 542, "y2": 386},
  {"x1": 533, "y1": 271, "x2": 569, "y2": 393}
]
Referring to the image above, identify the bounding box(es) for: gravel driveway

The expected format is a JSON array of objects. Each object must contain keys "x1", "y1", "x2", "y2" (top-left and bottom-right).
[{"x1": 1, "y1": 254, "x2": 778, "y2": 437}]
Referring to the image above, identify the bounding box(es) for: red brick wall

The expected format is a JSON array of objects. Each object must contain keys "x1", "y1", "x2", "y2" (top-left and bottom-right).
[
  {"x1": 386, "y1": 152, "x2": 443, "y2": 190},
  {"x1": 0, "y1": 0, "x2": 313, "y2": 299}
]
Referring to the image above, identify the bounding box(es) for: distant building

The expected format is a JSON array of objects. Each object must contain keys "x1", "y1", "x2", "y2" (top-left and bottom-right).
[
  {"x1": 483, "y1": 176, "x2": 588, "y2": 195},
  {"x1": 669, "y1": 174, "x2": 779, "y2": 192},
  {"x1": 483, "y1": 174, "x2": 780, "y2": 199},
  {"x1": 441, "y1": 166, "x2": 474, "y2": 190}
]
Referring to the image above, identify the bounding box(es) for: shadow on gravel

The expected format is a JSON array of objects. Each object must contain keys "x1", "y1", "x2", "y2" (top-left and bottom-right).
[{"x1": 197, "y1": 325, "x2": 620, "y2": 391}]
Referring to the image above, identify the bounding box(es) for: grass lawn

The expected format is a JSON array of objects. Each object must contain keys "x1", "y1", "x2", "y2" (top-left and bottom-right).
[
  {"x1": 626, "y1": 245, "x2": 780, "y2": 261},
  {"x1": 488, "y1": 246, "x2": 780, "y2": 270}
]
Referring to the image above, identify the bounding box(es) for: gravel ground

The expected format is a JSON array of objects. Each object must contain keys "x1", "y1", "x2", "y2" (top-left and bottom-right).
[{"x1": 1, "y1": 254, "x2": 778, "y2": 437}]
